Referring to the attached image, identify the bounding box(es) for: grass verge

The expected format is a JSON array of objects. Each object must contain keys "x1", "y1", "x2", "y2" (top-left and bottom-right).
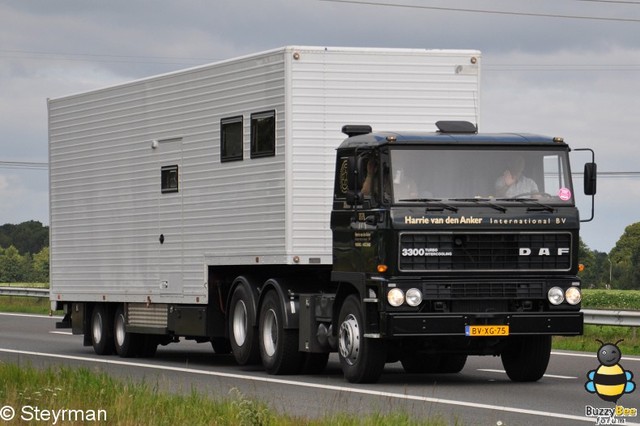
[
  {"x1": 0, "y1": 363, "x2": 445, "y2": 426},
  {"x1": 0, "y1": 296, "x2": 50, "y2": 315}
]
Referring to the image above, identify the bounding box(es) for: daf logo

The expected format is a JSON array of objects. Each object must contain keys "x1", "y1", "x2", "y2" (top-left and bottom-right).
[{"x1": 519, "y1": 247, "x2": 570, "y2": 256}]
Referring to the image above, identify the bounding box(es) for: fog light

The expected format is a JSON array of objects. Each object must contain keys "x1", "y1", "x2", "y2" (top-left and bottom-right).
[
  {"x1": 565, "y1": 287, "x2": 582, "y2": 305},
  {"x1": 405, "y1": 288, "x2": 423, "y2": 307},
  {"x1": 387, "y1": 288, "x2": 404, "y2": 307},
  {"x1": 548, "y1": 286, "x2": 564, "y2": 305}
]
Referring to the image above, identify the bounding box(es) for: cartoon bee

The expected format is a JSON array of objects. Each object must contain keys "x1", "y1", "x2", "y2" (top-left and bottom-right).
[{"x1": 585, "y1": 339, "x2": 636, "y2": 403}]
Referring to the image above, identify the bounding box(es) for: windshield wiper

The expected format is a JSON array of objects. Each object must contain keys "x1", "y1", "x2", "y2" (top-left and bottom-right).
[
  {"x1": 448, "y1": 198, "x2": 507, "y2": 213},
  {"x1": 398, "y1": 198, "x2": 458, "y2": 212},
  {"x1": 496, "y1": 198, "x2": 555, "y2": 213}
]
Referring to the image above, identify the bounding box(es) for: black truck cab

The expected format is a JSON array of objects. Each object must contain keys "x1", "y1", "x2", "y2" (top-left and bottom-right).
[{"x1": 328, "y1": 121, "x2": 596, "y2": 383}]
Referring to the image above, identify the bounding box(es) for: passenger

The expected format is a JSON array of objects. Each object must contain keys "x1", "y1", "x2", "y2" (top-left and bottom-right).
[{"x1": 495, "y1": 156, "x2": 538, "y2": 197}]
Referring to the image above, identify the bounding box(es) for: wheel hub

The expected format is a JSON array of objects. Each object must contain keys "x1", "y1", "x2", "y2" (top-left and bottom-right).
[
  {"x1": 339, "y1": 314, "x2": 360, "y2": 366},
  {"x1": 232, "y1": 300, "x2": 248, "y2": 347}
]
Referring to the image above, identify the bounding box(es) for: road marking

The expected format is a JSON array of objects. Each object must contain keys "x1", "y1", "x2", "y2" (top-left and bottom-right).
[
  {"x1": 49, "y1": 331, "x2": 73, "y2": 336},
  {"x1": 477, "y1": 369, "x2": 578, "y2": 379},
  {"x1": 0, "y1": 347, "x2": 599, "y2": 424},
  {"x1": 553, "y1": 350, "x2": 640, "y2": 363},
  {"x1": 0, "y1": 312, "x2": 58, "y2": 319}
]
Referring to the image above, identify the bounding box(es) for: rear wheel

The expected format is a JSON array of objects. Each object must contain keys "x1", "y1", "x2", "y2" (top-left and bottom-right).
[
  {"x1": 229, "y1": 282, "x2": 260, "y2": 365},
  {"x1": 259, "y1": 290, "x2": 302, "y2": 374},
  {"x1": 338, "y1": 295, "x2": 386, "y2": 383},
  {"x1": 91, "y1": 304, "x2": 114, "y2": 355},
  {"x1": 501, "y1": 335, "x2": 551, "y2": 382},
  {"x1": 113, "y1": 305, "x2": 140, "y2": 357}
]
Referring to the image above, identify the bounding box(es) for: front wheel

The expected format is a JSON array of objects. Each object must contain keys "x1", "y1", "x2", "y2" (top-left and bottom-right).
[
  {"x1": 338, "y1": 295, "x2": 386, "y2": 383},
  {"x1": 501, "y1": 335, "x2": 551, "y2": 382}
]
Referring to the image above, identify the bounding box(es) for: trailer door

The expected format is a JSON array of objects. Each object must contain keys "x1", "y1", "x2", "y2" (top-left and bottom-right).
[{"x1": 157, "y1": 138, "x2": 184, "y2": 295}]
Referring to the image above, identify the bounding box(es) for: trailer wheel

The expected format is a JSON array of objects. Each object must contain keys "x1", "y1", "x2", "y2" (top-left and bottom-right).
[
  {"x1": 338, "y1": 295, "x2": 386, "y2": 383},
  {"x1": 501, "y1": 335, "x2": 551, "y2": 382},
  {"x1": 259, "y1": 290, "x2": 302, "y2": 374},
  {"x1": 229, "y1": 284, "x2": 260, "y2": 365},
  {"x1": 113, "y1": 305, "x2": 140, "y2": 357},
  {"x1": 91, "y1": 304, "x2": 114, "y2": 355}
]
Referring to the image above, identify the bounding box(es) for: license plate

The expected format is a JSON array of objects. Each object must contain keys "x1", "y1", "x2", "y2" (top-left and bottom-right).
[{"x1": 465, "y1": 325, "x2": 509, "y2": 336}]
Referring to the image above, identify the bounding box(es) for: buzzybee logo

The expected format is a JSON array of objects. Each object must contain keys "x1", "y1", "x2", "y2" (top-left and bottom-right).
[{"x1": 584, "y1": 340, "x2": 637, "y2": 424}]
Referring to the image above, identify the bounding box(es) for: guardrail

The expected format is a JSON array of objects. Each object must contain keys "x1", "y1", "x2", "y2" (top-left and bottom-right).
[
  {"x1": 582, "y1": 309, "x2": 640, "y2": 327},
  {"x1": 0, "y1": 287, "x2": 49, "y2": 298},
  {"x1": 1, "y1": 287, "x2": 639, "y2": 327}
]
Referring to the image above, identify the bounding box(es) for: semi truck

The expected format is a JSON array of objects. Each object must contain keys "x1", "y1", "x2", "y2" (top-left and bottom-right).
[{"x1": 49, "y1": 46, "x2": 596, "y2": 383}]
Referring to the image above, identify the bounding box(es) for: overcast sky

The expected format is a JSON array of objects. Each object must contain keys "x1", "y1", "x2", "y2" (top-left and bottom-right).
[{"x1": 1, "y1": 0, "x2": 639, "y2": 252}]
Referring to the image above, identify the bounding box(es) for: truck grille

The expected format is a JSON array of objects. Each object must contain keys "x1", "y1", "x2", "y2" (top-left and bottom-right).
[
  {"x1": 399, "y1": 232, "x2": 572, "y2": 272},
  {"x1": 423, "y1": 280, "x2": 545, "y2": 299}
]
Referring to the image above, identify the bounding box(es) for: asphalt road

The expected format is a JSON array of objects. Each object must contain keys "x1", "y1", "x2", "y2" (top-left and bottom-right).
[{"x1": 1, "y1": 312, "x2": 638, "y2": 425}]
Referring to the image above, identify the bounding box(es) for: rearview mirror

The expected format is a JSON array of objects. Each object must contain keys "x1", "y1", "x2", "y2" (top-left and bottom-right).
[{"x1": 584, "y1": 162, "x2": 597, "y2": 196}]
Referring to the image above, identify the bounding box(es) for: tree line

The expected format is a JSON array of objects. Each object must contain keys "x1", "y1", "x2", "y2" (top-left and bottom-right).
[
  {"x1": 580, "y1": 222, "x2": 640, "y2": 290},
  {"x1": 0, "y1": 221, "x2": 49, "y2": 282},
  {"x1": 0, "y1": 220, "x2": 638, "y2": 288}
]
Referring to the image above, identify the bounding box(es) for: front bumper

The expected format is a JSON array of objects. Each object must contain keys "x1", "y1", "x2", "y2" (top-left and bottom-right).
[{"x1": 385, "y1": 311, "x2": 583, "y2": 337}]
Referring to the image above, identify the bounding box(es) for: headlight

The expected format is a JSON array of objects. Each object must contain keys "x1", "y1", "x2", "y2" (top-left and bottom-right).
[
  {"x1": 387, "y1": 288, "x2": 404, "y2": 307},
  {"x1": 405, "y1": 288, "x2": 423, "y2": 307},
  {"x1": 565, "y1": 287, "x2": 582, "y2": 305},
  {"x1": 548, "y1": 286, "x2": 565, "y2": 305}
]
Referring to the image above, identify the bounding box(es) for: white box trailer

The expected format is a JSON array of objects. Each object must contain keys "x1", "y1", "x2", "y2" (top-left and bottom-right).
[{"x1": 49, "y1": 46, "x2": 480, "y2": 305}]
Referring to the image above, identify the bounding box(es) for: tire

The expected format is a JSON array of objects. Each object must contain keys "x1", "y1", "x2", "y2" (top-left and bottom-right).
[
  {"x1": 259, "y1": 290, "x2": 302, "y2": 374},
  {"x1": 91, "y1": 304, "x2": 114, "y2": 355},
  {"x1": 229, "y1": 282, "x2": 260, "y2": 365},
  {"x1": 338, "y1": 295, "x2": 387, "y2": 383},
  {"x1": 501, "y1": 335, "x2": 551, "y2": 382},
  {"x1": 113, "y1": 305, "x2": 140, "y2": 357}
]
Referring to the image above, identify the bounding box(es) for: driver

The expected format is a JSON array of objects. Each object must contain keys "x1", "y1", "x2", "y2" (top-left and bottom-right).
[{"x1": 495, "y1": 156, "x2": 538, "y2": 197}]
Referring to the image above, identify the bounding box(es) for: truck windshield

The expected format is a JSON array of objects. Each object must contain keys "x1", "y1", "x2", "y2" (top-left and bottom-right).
[{"x1": 389, "y1": 148, "x2": 574, "y2": 205}]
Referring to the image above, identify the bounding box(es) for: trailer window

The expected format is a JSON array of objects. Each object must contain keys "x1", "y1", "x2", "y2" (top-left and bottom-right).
[
  {"x1": 250, "y1": 110, "x2": 276, "y2": 159},
  {"x1": 221, "y1": 116, "x2": 243, "y2": 162},
  {"x1": 161, "y1": 165, "x2": 179, "y2": 193}
]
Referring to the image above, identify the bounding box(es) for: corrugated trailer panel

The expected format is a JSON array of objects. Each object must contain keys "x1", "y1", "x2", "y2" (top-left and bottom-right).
[{"x1": 50, "y1": 50, "x2": 288, "y2": 303}]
